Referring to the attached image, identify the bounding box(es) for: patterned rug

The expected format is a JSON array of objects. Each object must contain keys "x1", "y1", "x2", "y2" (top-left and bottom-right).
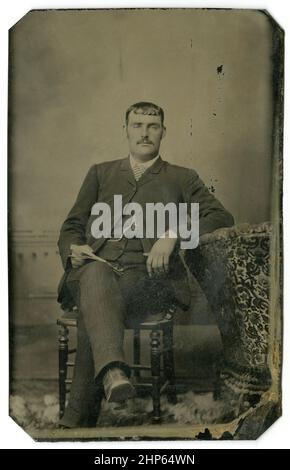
[{"x1": 10, "y1": 380, "x2": 239, "y2": 431}]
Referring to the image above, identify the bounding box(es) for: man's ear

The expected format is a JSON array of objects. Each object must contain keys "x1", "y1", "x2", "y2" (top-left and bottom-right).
[
  {"x1": 162, "y1": 126, "x2": 167, "y2": 139},
  {"x1": 123, "y1": 124, "x2": 129, "y2": 138}
]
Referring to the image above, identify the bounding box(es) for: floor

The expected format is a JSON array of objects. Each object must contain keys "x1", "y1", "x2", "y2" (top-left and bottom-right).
[{"x1": 10, "y1": 378, "x2": 233, "y2": 432}]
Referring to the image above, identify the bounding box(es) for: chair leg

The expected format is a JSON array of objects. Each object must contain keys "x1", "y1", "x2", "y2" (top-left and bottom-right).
[
  {"x1": 133, "y1": 329, "x2": 141, "y2": 381},
  {"x1": 58, "y1": 324, "x2": 69, "y2": 419},
  {"x1": 150, "y1": 329, "x2": 161, "y2": 423},
  {"x1": 163, "y1": 324, "x2": 177, "y2": 405}
]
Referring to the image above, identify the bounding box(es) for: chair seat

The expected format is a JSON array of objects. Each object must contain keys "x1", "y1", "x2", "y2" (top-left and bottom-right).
[
  {"x1": 57, "y1": 309, "x2": 173, "y2": 329},
  {"x1": 57, "y1": 310, "x2": 78, "y2": 328},
  {"x1": 135, "y1": 317, "x2": 172, "y2": 329}
]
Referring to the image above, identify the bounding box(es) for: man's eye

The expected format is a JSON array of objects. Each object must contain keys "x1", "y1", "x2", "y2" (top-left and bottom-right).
[{"x1": 132, "y1": 124, "x2": 141, "y2": 128}]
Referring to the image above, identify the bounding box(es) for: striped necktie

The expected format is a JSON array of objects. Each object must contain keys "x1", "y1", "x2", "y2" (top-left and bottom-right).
[{"x1": 132, "y1": 162, "x2": 147, "y2": 181}]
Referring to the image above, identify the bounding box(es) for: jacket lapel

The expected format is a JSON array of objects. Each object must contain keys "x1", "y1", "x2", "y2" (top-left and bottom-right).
[{"x1": 120, "y1": 156, "x2": 137, "y2": 187}]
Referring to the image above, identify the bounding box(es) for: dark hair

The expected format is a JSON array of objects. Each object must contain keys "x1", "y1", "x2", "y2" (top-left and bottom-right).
[{"x1": 125, "y1": 101, "x2": 164, "y2": 126}]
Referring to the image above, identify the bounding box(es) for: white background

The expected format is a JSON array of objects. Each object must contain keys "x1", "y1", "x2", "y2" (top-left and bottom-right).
[{"x1": 0, "y1": 0, "x2": 289, "y2": 450}]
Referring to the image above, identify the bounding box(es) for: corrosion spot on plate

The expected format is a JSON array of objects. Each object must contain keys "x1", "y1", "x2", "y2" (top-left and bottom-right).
[{"x1": 217, "y1": 64, "x2": 223, "y2": 75}]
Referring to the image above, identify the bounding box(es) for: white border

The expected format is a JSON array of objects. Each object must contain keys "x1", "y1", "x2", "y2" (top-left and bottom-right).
[{"x1": 1, "y1": 0, "x2": 289, "y2": 450}]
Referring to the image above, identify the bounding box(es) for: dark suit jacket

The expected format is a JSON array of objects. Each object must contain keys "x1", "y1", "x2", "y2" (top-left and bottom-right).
[{"x1": 57, "y1": 156, "x2": 234, "y2": 307}]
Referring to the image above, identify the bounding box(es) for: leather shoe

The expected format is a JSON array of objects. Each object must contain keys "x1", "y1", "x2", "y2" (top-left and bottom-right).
[{"x1": 103, "y1": 367, "x2": 136, "y2": 403}]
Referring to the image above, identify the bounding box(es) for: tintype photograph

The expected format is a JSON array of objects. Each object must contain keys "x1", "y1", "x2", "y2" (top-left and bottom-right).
[{"x1": 8, "y1": 8, "x2": 283, "y2": 441}]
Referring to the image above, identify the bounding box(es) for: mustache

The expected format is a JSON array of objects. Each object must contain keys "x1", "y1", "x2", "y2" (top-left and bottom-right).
[{"x1": 137, "y1": 139, "x2": 154, "y2": 145}]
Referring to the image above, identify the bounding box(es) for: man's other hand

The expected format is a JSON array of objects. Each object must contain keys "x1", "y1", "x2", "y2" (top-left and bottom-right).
[
  {"x1": 70, "y1": 244, "x2": 95, "y2": 269},
  {"x1": 145, "y1": 236, "x2": 177, "y2": 276}
]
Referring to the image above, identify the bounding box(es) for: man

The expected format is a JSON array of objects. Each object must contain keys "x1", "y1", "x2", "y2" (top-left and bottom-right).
[{"x1": 57, "y1": 101, "x2": 234, "y2": 428}]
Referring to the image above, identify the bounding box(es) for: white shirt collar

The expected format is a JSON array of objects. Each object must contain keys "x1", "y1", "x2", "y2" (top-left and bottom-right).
[{"x1": 129, "y1": 154, "x2": 160, "y2": 170}]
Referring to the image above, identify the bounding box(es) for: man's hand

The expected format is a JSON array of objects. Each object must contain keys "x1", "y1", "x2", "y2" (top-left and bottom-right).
[
  {"x1": 70, "y1": 244, "x2": 95, "y2": 269},
  {"x1": 145, "y1": 236, "x2": 177, "y2": 276}
]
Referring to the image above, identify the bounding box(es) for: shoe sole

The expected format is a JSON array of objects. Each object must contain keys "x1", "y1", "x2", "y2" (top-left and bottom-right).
[{"x1": 106, "y1": 381, "x2": 136, "y2": 403}]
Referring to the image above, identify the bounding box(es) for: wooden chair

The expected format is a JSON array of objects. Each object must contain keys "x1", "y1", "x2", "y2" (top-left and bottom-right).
[{"x1": 57, "y1": 306, "x2": 177, "y2": 424}]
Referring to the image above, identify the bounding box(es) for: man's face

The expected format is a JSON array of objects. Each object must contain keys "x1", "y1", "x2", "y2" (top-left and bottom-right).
[{"x1": 126, "y1": 111, "x2": 166, "y2": 161}]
